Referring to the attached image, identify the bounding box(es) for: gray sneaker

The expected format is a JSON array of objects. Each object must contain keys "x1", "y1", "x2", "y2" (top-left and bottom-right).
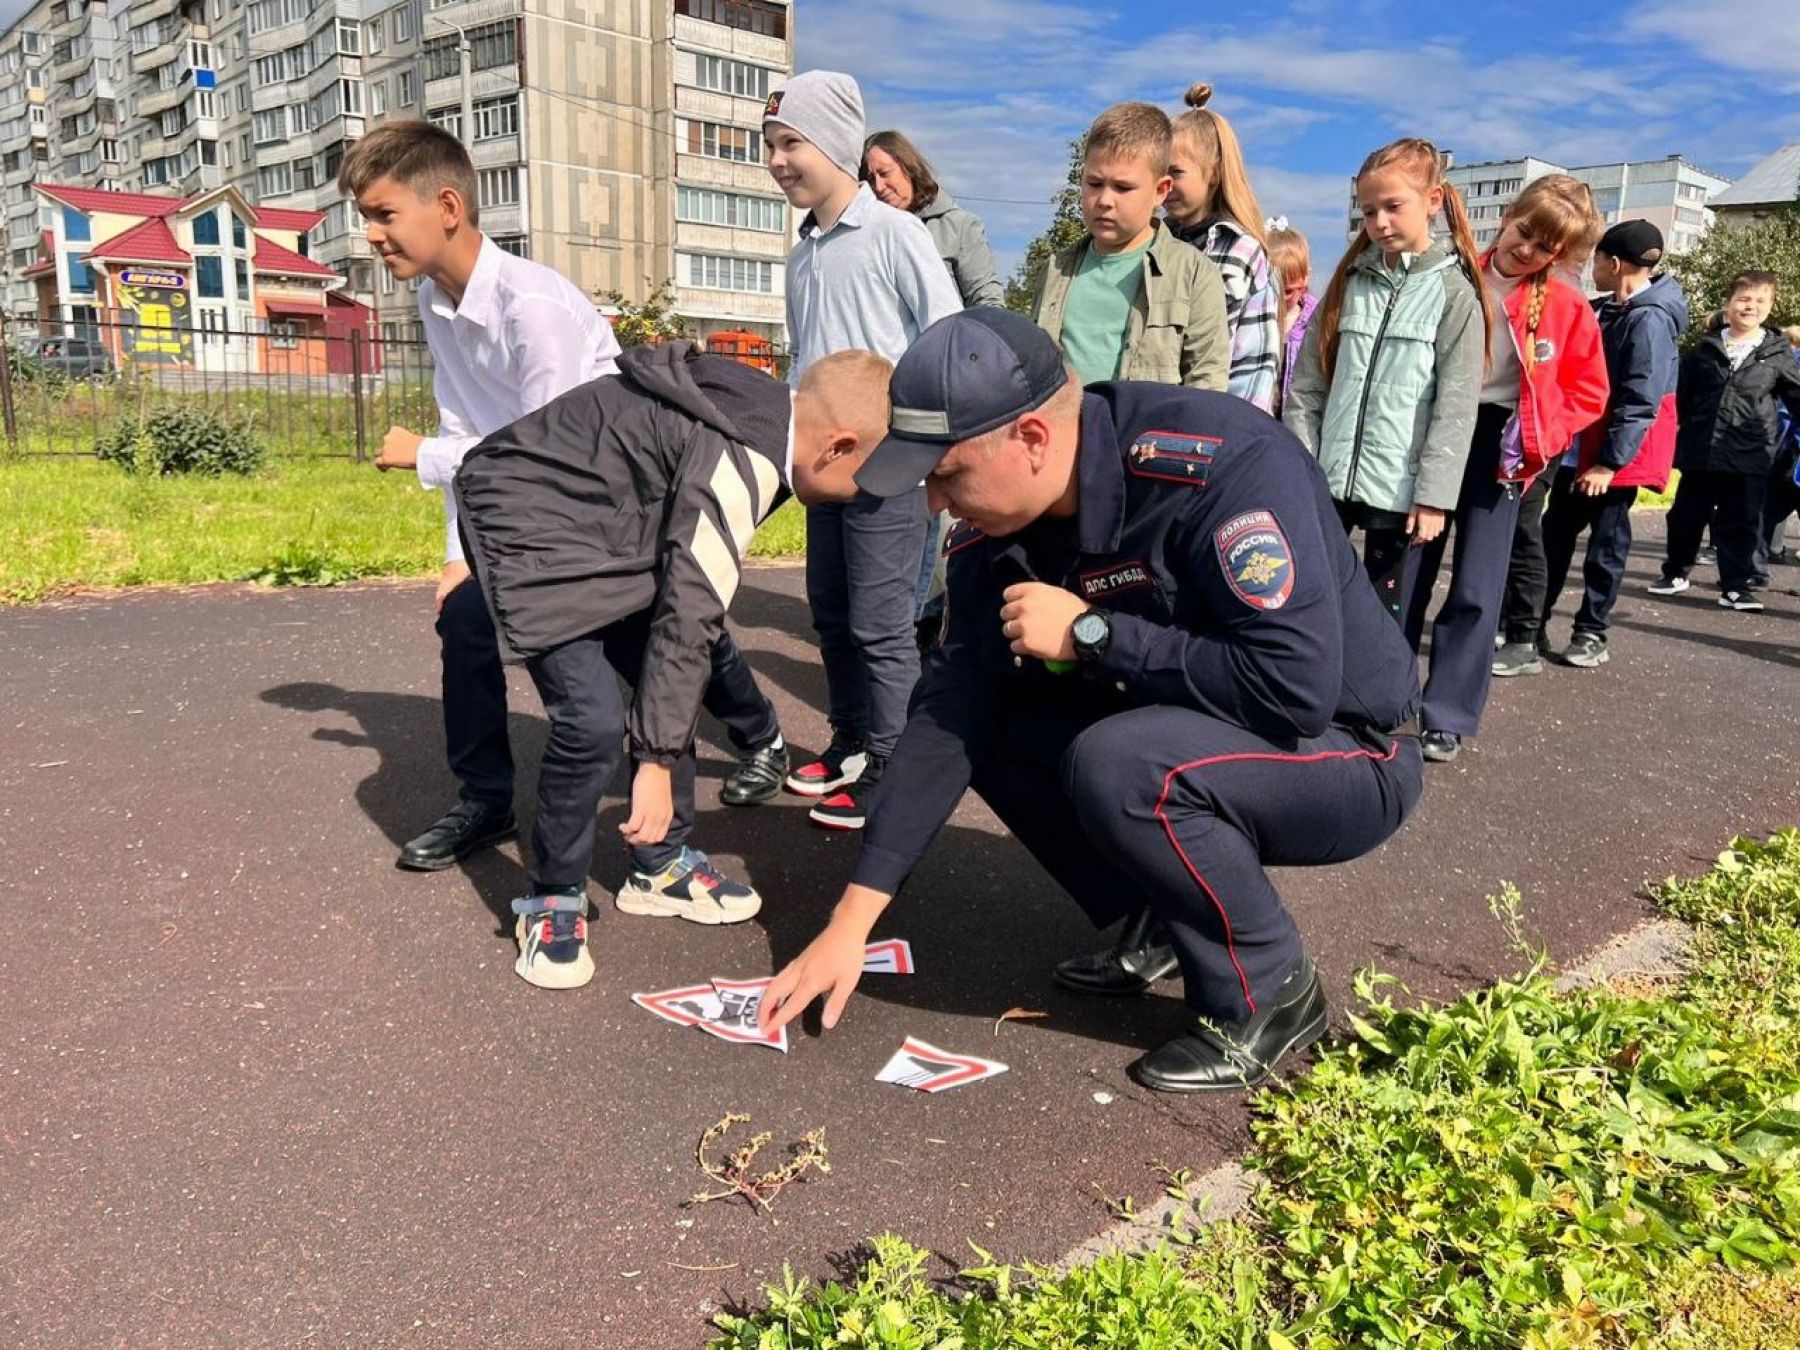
[
  {"x1": 1560, "y1": 632, "x2": 1610, "y2": 668},
  {"x1": 1491, "y1": 641, "x2": 1543, "y2": 677}
]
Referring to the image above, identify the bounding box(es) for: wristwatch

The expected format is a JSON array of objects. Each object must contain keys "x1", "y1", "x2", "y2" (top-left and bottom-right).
[{"x1": 1070, "y1": 608, "x2": 1112, "y2": 665}]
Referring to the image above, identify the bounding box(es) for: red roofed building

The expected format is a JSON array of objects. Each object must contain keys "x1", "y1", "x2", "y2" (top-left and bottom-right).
[{"x1": 27, "y1": 182, "x2": 379, "y2": 376}]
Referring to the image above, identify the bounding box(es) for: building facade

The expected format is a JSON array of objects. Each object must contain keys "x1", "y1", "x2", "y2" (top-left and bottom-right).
[
  {"x1": 1347, "y1": 152, "x2": 1732, "y2": 257},
  {"x1": 0, "y1": 0, "x2": 796, "y2": 347}
]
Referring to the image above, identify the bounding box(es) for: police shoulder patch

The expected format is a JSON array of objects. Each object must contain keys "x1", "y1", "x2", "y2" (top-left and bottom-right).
[
  {"x1": 1128, "y1": 431, "x2": 1220, "y2": 487},
  {"x1": 943, "y1": 520, "x2": 987, "y2": 556},
  {"x1": 1214, "y1": 509, "x2": 1295, "y2": 611}
]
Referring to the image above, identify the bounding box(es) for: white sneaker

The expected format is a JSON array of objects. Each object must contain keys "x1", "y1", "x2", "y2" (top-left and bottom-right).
[
  {"x1": 1647, "y1": 575, "x2": 1690, "y2": 596},
  {"x1": 614, "y1": 847, "x2": 762, "y2": 925},
  {"x1": 1718, "y1": 590, "x2": 1765, "y2": 612}
]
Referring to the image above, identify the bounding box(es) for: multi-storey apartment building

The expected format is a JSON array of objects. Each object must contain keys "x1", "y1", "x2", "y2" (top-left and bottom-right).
[
  {"x1": 0, "y1": 0, "x2": 795, "y2": 347},
  {"x1": 1347, "y1": 152, "x2": 1732, "y2": 257}
]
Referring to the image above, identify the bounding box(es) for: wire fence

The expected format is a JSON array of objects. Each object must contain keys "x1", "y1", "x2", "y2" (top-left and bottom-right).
[{"x1": 0, "y1": 310, "x2": 439, "y2": 460}]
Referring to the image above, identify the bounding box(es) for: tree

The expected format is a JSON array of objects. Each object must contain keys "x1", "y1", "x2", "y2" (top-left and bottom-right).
[
  {"x1": 1003, "y1": 139, "x2": 1087, "y2": 315},
  {"x1": 1666, "y1": 209, "x2": 1800, "y2": 341},
  {"x1": 601, "y1": 282, "x2": 691, "y2": 347}
]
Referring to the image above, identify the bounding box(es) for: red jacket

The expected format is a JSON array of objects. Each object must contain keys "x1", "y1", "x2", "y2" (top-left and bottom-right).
[{"x1": 1481, "y1": 256, "x2": 1610, "y2": 483}]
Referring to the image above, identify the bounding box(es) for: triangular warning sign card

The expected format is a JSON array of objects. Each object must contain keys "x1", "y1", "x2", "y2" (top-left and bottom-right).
[
  {"x1": 875, "y1": 1036, "x2": 1007, "y2": 1093},
  {"x1": 631, "y1": 983, "x2": 724, "y2": 1027},
  {"x1": 695, "y1": 977, "x2": 788, "y2": 1053},
  {"x1": 862, "y1": 938, "x2": 915, "y2": 975}
]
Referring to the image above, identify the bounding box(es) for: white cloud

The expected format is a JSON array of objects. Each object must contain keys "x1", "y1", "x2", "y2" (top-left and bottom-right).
[{"x1": 1631, "y1": 0, "x2": 1800, "y2": 89}]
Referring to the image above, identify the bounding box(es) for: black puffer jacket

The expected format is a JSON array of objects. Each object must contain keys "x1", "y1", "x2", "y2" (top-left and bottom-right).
[
  {"x1": 1675, "y1": 328, "x2": 1800, "y2": 475},
  {"x1": 454, "y1": 342, "x2": 790, "y2": 763}
]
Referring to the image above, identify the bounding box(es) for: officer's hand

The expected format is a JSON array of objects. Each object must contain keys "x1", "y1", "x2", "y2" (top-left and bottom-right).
[
  {"x1": 1407, "y1": 504, "x2": 1447, "y2": 546},
  {"x1": 621, "y1": 761, "x2": 674, "y2": 845},
  {"x1": 434, "y1": 560, "x2": 471, "y2": 615},
  {"x1": 376, "y1": 425, "x2": 423, "y2": 472},
  {"x1": 760, "y1": 887, "x2": 887, "y2": 1033},
  {"x1": 1000, "y1": 582, "x2": 1085, "y2": 662},
  {"x1": 1576, "y1": 465, "x2": 1616, "y2": 497}
]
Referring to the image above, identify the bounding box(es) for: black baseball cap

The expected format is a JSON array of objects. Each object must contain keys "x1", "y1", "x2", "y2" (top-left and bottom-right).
[
  {"x1": 1596, "y1": 219, "x2": 1664, "y2": 268},
  {"x1": 855, "y1": 308, "x2": 1071, "y2": 498}
]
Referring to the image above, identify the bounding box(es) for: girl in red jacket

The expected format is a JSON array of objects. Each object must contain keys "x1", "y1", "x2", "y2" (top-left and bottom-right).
[{"x1": 1404, "y1": 174, "x2": 1609, "y2": 762}]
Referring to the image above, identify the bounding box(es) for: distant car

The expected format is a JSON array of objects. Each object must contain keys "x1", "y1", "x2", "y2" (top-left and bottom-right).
[{"x1": 17, "y1": 335, "x2": 114, "y2": 379}]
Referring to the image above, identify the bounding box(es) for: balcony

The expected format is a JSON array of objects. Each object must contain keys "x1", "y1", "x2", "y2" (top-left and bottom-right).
[
  {"x1": 61, "y1": 125, "x2": 101, "y2": 157},
  {"x1": 57, "y1": 87, "x2": 97, "y2": 119},
  {"x1": 132, "y1": 0, "x2": 181, "y2": 24},
  {"x1": 135, "y1": 80, "x2": 188, "y2": 121},
  {"x1": 130, "y1": 25, "x2": 185, "y2": 75},
  {"x1": 52, "y1": 44, "x2": 94, "y2": 85}
]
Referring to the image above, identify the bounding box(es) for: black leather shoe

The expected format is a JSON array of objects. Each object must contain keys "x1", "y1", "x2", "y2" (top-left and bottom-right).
[
  {"x1": 1053, "y1": 908, "x2": 1180, "y2": 996},
  {"x1": 1128, "y1": 957, "x2": 1327, "y2": 1094},
  {"x1": 397, "y1": 800, "x2": 516, "y2": 871},
  {"x1": 721, "y1": 736, "x2": 789, "y2": 807}
]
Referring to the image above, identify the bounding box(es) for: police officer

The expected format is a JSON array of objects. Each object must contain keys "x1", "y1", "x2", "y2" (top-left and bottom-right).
[{"x1": 758, "y1": 309, "x2": 1425, "y2": 1091}]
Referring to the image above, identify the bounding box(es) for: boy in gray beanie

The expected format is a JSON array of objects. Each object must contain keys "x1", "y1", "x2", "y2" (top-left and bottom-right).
[{"x1": 763, "y1": 70, "x2": 963, "y2": 831}]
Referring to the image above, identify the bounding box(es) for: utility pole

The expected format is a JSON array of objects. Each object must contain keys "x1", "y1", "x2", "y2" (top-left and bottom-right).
[{"x1": 426, "y1": 16, "x2": 475, "y2": 145}]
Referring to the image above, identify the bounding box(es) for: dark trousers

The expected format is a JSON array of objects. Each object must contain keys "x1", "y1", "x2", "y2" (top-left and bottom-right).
[
  {"x1": 1334, "y1": 499, "x2": 1414, "y2": 624},
  {"x1": 523, "y1": 611, "x2": 696, "y2": 890},
  {"x1": 1540, "y1": 471, "x2": 1638, "y2": 638},
  {"x1": 1500, "y1": 460, "x2": 1560, "y2": 644},
  {"x1": 1662, "y1": 468, "x2": 1768, "y2": 593},
  {"x1": 1757, "y1": 453, "x2": 1800, "y2": 577},
  {"x1": 805, "y1": 487, "x2": 929, "y2": 759},
  {"x1": 438, "y1": 577, "x2": 776, "y2": 807},
  {"x1": 1404, "y1": 404, "x2": 1523, "y2": 737},
  {"x1": 967, "y1": 701, "x2": 1421, "y2": 1023}
]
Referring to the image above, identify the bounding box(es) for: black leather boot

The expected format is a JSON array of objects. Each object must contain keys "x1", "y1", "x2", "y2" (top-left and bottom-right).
[
  {"x1": 397, "y1": 799, "x2": 516, "y2": 871},
  {"x1": 1128, "y1": 956, "x2": 1327, "y2": 1093},
  {"x1": 1052, "y1": 908, "x2": 1179, "y2": 996}
]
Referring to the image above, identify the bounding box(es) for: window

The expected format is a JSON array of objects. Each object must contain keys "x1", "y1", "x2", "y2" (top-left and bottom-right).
[
  {"x1": 247, "y1": 0, "x2": 309, "y2": 36},
  {"x1": 67, "y1": 257, "x2": 92, "y2": 291},
  {"x1": 197, "y1": 254, "x2": 223, "y2": 297},
  {"x1": 191, "y1": 208, "x2": 220, "y2": 245},
  {"x1": 366, "y1": 19, "x2": 384, "y2": 55},
  {"x1": 1676, "y1": 206, "x2": 1706, "y2": 226},
  {"x1": 259, "y1": 160, "x2": 292, "y2": 195},
  {"x1": 369, "y1": 79, "x2": 386, "y2": 117},
  {"x1": 294, "y1": 156, "x2": 314, "y2": 190},
  {"x1": 236, "y1": 83, "x2": 249, "y2": 113},
  {"x1": 676, "y1": 186, "x2": 784, "y2": 232},
  {"x1": 195, "y1": 90, "x2": 218, "y2": 121},
  {"x1": 233, "y1": 214, "x2": 247, "y2": 249},
  {"x1": 682, "y1": 119, "x2": 762, "y2": 164},
  {"x1": 336, "y1": 19, "x2": 361, "y2": 55},
  {"x1": 236, "y1": 258, "x2": 249, "y2": 300},
  {"x1": 493, "y1": 235, "x2": 527, "y2": 257},
  {"x1": 477, "y1": 166, "x2": 518, "y2": 208},
  {"x1": 396, "y1": 71, "x2": 414, "y2": 106},
  {"x1": 253, "y1": 108, "x2": 286, "y2": 144},
  {"x1": 675, "y1": 0, "x2": 787, "y2": 39},
  {"x1": 427, "y1": 107, "x2": 461, "y2": 139},
  {"x1": 62, "y1": 205, "x2": 90, "y2": 242},
  {"x1": 692, "y1": 53, "x2": 776, "y2": 101},
  {"x1": 269, "y1": 319, "x2": 300, "y2": 350},
  {"x1": 473, "y1": 95, "x2": 518, "y2": 141},
  {"x1": 395, "y1": 6, "x2": 413, "y2": 40},
  {"x1": 424, "y1": 21, "x2": 516, "y2": 81},
  {"x1": 683, "y1": 251, "x2": 775, "y2": 293}
]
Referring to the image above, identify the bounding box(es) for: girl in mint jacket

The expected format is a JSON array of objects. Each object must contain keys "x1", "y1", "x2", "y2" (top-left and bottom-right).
[{"x1": 1283, "y1": 137, "x2": 1489, "y2": 624}]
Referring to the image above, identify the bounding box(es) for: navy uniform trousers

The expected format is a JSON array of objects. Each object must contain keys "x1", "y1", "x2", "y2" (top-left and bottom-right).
[
  {"x1": 1405, "y1": 403, "x2": 1523, "y2": 736},
  {"x1": 966, "y1": 696, "x2": 1421, "y2": 1024},
  {"x1": 437, "y1": 577, "x2": 776, "y2": 871}
]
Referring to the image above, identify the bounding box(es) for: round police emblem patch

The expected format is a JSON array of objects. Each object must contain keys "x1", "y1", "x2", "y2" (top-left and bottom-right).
[{"x1": 1214, "y1": 509, "x2": 1295, "y2": 611}]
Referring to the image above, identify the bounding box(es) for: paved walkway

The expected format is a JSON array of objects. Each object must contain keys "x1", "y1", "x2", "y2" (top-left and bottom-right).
[{"x1": 3, "y1": 524, "x2": 1797, "y2": 1347}]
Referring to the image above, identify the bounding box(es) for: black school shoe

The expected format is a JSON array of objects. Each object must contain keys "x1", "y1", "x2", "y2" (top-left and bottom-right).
[
  {"x1": 1421, "y1": 730, "x2": 1462, "y2": 763},
  {"x1": 1129, "y1": 957, "x2": 1328, "y2": 1093},
  {"x1": 397, "y1": 799, "x2": 516, "y2": 871},
  {"x1": 1053, "y1": 908, "x2": 1180, "y2": 996},
  {"x1": 721, "y1": 735, "x2": 789, "y2": 807}
]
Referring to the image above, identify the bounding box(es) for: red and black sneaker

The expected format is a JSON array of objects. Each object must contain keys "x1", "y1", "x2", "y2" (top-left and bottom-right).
[
  {"x1": 785, "y1": 730, "x2": 867, "y2": 798},
  {"x1": 808, "y1": 754, "x2": 886, "y2": 831}
]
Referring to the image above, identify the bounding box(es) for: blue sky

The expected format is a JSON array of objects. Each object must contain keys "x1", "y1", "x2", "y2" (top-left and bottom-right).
[{"x1": 796, "y1": 0, "x2": 1800, "y2": 282}]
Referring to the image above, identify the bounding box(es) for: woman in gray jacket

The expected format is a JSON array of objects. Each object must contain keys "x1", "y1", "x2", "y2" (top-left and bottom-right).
[{"x1": 862, "y1": 130, "x2": 1003, "y2": 308}]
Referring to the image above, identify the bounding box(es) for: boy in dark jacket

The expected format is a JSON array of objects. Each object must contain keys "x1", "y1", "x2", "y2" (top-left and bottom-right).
[
  {"x1": 1651, "y1": 271, "x2": 1800, "y2": 611},
  {"x1": 1516, "y1": 221, "x2": 1686, "y2": 671},
  {"x1": 455, "y1": 347, "x2": 896, "y2": 990}
]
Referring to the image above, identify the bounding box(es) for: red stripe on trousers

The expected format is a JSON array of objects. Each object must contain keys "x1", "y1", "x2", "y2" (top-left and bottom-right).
[{"x1": 1153, "y1": 740, "x2": 1401, "y2": 1015}]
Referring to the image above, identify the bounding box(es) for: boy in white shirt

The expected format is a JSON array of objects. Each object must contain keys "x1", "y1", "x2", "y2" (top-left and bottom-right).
[{"x1": 340, "y1": 121, "x2": 785, "y2": 891}]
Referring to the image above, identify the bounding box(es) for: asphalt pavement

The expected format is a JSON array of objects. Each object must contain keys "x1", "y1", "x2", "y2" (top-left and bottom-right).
[{"x1": 3, "y1": 520, "x2": 1797, "y2": 1348}]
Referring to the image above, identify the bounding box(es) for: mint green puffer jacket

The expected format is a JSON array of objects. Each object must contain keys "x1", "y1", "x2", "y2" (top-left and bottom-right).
[{"x1": 1282, "y1": 240, "x2": 1484, "y2": 513}]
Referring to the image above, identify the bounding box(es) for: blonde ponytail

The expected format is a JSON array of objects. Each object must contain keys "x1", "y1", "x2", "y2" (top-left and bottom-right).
[{"x1": 1171, "y1": 82, "x2": 1267, "y2": 247}]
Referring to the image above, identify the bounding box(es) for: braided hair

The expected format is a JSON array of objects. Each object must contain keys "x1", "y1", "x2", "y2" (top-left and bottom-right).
[{"x1": 1493, "y1": 174, "x2": 1603, "y2": 372}]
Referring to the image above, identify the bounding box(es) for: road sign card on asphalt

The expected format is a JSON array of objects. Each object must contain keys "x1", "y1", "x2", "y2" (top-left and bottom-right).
[
  {"x1": 875, "y1": 1037, "x2": 1008, "y2": 1093},
  {"x1": 697, "y1": 977, "x2": 789, "y2": 1053},
  {"x1": 862, "y1": 938, "x2": 915, "y2": 975},
  {"x1": 631, "y1": 983, "x2": 725, "y2": 1027}
]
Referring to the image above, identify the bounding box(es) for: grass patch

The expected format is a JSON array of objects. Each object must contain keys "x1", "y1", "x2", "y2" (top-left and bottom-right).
[
  {"x1": 1, "y1": 455, "x2": 810, "y2": 602},
  {"x1": 711, "y1": 830, "x2": 1800, "y2": 1349}
]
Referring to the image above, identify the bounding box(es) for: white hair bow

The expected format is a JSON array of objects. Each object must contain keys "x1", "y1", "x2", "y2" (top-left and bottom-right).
[{"x1": 1265, "y1": 215, "x2": 1289, "y2": 232}]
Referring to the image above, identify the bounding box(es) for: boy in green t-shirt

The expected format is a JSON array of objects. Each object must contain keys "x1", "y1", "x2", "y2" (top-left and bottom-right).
[{"x1": 1032, "y1": 102, "x2": 1229, "y2": 390}]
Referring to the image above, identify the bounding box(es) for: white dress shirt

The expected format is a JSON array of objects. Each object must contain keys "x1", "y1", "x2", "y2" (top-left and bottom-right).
[{"x1": 415, "y1": 235, "x2": 622, "y2": 561}]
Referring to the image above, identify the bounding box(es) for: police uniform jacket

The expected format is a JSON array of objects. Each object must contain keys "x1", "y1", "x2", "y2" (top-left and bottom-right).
[
  {"x1": 854, "y1": 382, "x2": 1422, "y2": 895},
  {"x1": 454, "y1": 342, "x2": 790, "y2": 766}
]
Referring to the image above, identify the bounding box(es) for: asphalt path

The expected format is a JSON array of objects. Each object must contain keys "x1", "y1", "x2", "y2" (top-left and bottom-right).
[{"x1": 3, "y1": 519, "x2": 1798, "y2": 1347}]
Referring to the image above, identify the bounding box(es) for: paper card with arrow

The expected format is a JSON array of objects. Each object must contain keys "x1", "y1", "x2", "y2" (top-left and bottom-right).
[{"x1": 875, "y1": 1036, "x2": 1008, "y2": 1093}]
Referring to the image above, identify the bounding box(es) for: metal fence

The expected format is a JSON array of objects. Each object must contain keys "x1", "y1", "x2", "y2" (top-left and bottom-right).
[{"x1": 0, "y1": 310, "x2": 439, "y2": 460}]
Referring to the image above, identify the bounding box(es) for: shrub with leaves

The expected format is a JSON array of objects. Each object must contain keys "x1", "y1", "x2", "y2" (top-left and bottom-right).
[{"x1": 95, "y1": 405, "x2": 264, "y2": 477}]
